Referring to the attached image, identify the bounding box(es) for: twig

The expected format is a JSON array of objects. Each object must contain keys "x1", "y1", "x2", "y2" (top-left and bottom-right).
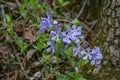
[
  {"x1": 76, "y1": 0, "x2": 88, "y2": 19},
  {"x1": 15, "y1": 0, "x2": 20, "y2": 7},
  {"x1": 85, "y1": 20, "x2": 98, "y2": 37},
  {"x1": 14, "y1": 15, "x2": 22, "y2": 23},
  {"x1": 1, "y1": 4, "x2": 7, "y2": 26},
  {"x1": 10, "y1": 43, "x2": 30, "y2": 79},
  {"x1": 55, "y1": 19, "x2": 72, "y2": 23},
  {"x1": 0, "y1": 70, "x2": 20, "y2": 77}
]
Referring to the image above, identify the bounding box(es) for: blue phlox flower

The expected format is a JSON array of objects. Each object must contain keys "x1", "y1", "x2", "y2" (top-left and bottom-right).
[
  {"x1": 62, "y1": 31, "x2": 74, "y2": 44},
  {"x1": 73, "y1": 45, "x2": 83, "y2": 56},
  {"x1": 50, "y1": 29, "x2": 61, "y2": 42},
  {"x1": 46, "y1": 12, "x2": 52, "y2": 20},
  {"x1": 81, "y1": 47, "x2": 92, "y2": 60},
  {"x1": 91, "y1": 46, "x2": 103, "y2": 59},
  {"x1": 63, "y1": 25, "x2": 82, "y2": 43},
  {"x1": 70, "y1": 35, "x2": 80, "y2": 43},
  {"x1": 53, "y1": 21, "x2": 61, "y2": 30},
  {"x1": 39, "y1": 12, "x2": 52, "y2": 34},
  {"x1": 78, "y1": 35, "x2": 84, "y2": 39},
  {"x1": 62, "y1": 29, "x2": 80, "y2": 44},
  {"x1": 46, "y1": 40, "x2": 55, "y2": 54},
  {"x1": 90, "y1": 46, "x2": 103, "y2": 65},
  {"x1": 71, "y1": 25, "x2": 82, "y2": 36},
  {"x1": 90, "y1": 59, "x2": 101, "y2": 65}
]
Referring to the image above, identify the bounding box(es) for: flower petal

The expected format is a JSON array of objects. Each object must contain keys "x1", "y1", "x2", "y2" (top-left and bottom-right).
[
  {"x1": 47, "y1": 47, "x2": 51, "y2": 53},
  {"x1": 81, "y1": 51, "x2": 86, "y2": 55},
  {"x1": 63, "y1": 38, "x2": 71, "y2": 44},
  {"x1": 96, "y1": 60, "x2": 101, "y2": 65},
  {"x1": 90, "y1": 59, "x2": 95, "y2": 65},
  {"x1": 83, "y1": 55, "x2": 88, "y2": 60},
  {"x1": 46, "y1": 12, "x2": 52, "y2": 20}
]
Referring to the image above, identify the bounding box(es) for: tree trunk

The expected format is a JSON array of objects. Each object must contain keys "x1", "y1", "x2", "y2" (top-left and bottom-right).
[{"x1": 84, "y1": 0, "x2": 120, "y2": 80}]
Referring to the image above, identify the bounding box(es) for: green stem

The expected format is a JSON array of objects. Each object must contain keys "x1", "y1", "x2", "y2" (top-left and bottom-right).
[{"x1": 56, "y1": 52, "x2": 59, "y2": 79}]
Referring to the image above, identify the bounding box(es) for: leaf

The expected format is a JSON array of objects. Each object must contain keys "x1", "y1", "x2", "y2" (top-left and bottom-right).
[
  {"x1": 12, "y1": 61, "x2": 19, "y2": 65},
  {"x1": 8, "y1": 27, "x2": 15, "y2": 35},
  {"x1": 72, "y1": 19, "x2": 79, "y2": 26},
  {"x1": 64, "y1": 24, "x2": 69, "y2": 29},
  {"x1": 21, "y1": 45, "x2": 29, "y2": 53},
  {"x1": 56, "y1": 72, "x2": 68, "y2": 80},
  {"x1": 10, "y1": 54, "x2": 15, "y2": 59},
  {"x1": 58, "y1": 0, "x2": 64, "y2": 5},
  {"x1": 3, "y1": 61, "x2": 9, "y2": 65},
  {"x1": 32, "y1": 45, "x2": 40, "y2": 50},
  {"x1": 17, "y1": 37, "x2": 24, "y2": 44},
  {"x1": 61, "y1": 1, "x2": 70, "y2": 7},
  {"x1": 79, "y1": 77, "x2": 87, "y2": 80},
  {"x1": 5, "y1": 14, "x2": 12, "y2": 25},
  {"x1": 23, "y1": 30, "x2": 34, "y2": 40},
  {"x1": 79, "y1": 60, "x2": 89, "y2": 67}
]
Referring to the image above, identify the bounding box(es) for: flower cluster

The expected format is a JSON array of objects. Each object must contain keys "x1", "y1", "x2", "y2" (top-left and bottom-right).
[
  {"x1": 80, "y1": 46, "x2": 103, "y2": 65},
  {"x1": 39, "y1": 12, "x2": 103, "y2": 65},
  {"x1": 62, "y1": 25, "x2": 82, "y2": 44},
  {"x1": 39, "y1": 12, "x2": 52, "y2": 34}
]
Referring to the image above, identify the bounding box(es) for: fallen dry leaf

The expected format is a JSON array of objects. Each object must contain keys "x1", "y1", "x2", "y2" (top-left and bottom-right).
[
  {"x1": 0, "y1": 44, "x2": 12, "y2": 61},
  {"x1": 29, "y1": 71, "x2": 41, "y2": 80},
  {"x1": 23, "y1": 29, "x2": 35, "y2": 43},
  {"x1": 26, "y1": 49, "x2": 36, "y2": 61}
]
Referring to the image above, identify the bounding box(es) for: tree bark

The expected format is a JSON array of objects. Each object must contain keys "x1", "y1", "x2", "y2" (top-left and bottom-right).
[{"x1": 84, "y1": 0, "x2": 120, "y2": 80}]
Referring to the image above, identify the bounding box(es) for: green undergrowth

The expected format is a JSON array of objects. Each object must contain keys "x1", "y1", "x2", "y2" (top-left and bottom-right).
[{"x1": 0, "y1": 0, "x2": 93, "y2": 80}]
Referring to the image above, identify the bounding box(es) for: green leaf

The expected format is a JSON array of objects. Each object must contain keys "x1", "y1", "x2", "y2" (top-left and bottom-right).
[
  {"x1": 0, "y1": 26, "x2": 6, "y2": 31},
  {"x1": 23, "y1": 0, "x2": 28, "y2": 5},
  {"x1": 17, "y1": 37, "x2": 24, "y2": 44},
  {"x1": 65, "y1": 49, "x2": 73, "y2": 57},
  {"x1": 3, "y1": 61, "x2": 9, "y2": 65},
  {"x1": 43, "y1": 54, "x2": 51, "y2": 61},
  {"x1": 12, "y1": 61, "x2": 19, "y2": 65},
  {"x1": 79, "y1": 60, "x2": 89, "y2": 67},
  {"x1": 56, "y1": 72, "x2": 68, "y2": 80},
  {"x1": 5, "y1": 14, "x2": 12, "y2": 25},
  {"x1": 72, "y1": 19, "x2": 79, "y2": 26},
  {"x1": 17, "y1": 52, "x2": 23, "y2": 56},
  {"x1": 0, "y1": 27, "x2": 6, "y2": 31},
  {"x1": 64, "y1": 24, "x2": 69, "y2": 29},
  {"x1": 58, "y1": 0, "x2": 64, "y2": 5},
  {"x1": 8, "y1": 28, "x2": 15, "y2": 35},
  {"x1": 79, "y1": 77, "x2": 87, "y2": 80},
  {"x1": 59, "y1": 48, "x2": 66, "y2": 57},
  {"x1": 29, "y1": 23, "x2": 39, "y2": 28},
  {"x1": 33, "y1": 45, "x2": 40, "y2": 50},
  {"x1": 10, "y1": 54, "x2": 15, "y2": 59},
  {"x1": 61, "y1": 1, "x2": 70, "y2": 7},
  {"x1": 21, "y1": 45, "x2": 29, "y2": 53}
]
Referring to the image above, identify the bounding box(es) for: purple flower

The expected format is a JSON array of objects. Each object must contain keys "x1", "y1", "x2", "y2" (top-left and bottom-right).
[
  {"x1": 71, "y1": 25, "x2": 82, "y2": 36},
  {"x1": 70, "y1": 33, "x2": 80, "y2": 43},
  {"x1": 80, "y1": 46, "x2": 103, "y2": 65},
  {"x1": 62, "y1": 31, "x2": 72, "y2": 44},
  {"x1": 50, "y1": 29, "x2": 61, "y2": 42},
  {"x1": 81, "y1": 47, "x2": 92, "y2": 60},
  {"x1": 39, "y1": 12, "x2": 52, "y2": 34},
  {"x1": 62, "y1": 30, "x2": 79, "y2": 44},
  {"x1": 90, "y1": 46, "x2": 103, "y2": 65},
  {"x1": 46, "y1": 40, "x2": 55, "y2": 54},
  {"x1": 73, "y1": 44, "x2": 83, "y2": 56},
  {"x1": 61, "y1": 25, "x2": 83, "y2": 44},
  {"x1": 53, "y1": 21, "x2": 61, "y2": 30}
]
